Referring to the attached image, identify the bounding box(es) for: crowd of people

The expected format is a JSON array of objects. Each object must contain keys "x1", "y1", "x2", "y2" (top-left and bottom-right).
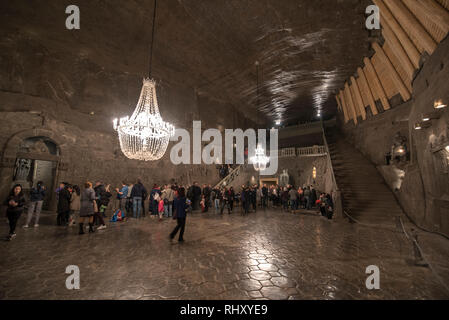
[{"x1": 3, "y1": 178, "x2": 334, "y2": 241}]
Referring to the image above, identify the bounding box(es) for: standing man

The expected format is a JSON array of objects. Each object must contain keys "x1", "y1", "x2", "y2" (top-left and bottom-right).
[
  {"x1": 24, "y1": 181, "x2": 46, "y2": 228},
  {"x1": 192, "y1": 182, "x2": 202, "y2": 211},
  {"x1": 304, "y1": 186, "x2": 311, "y2": 210},
  {"x1": 115, "y1": 181, "x2": 128, "y2": 212},
  {"x1": 262, "y1": 184, "x2": 268, "y2": 209},
  {"x1": 131, "y1": 179, "x2": 147, "y2": 219}
]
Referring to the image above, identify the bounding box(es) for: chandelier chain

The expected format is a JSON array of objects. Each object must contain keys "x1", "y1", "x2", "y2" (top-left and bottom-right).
[{"x1": 148, "y1": 0, "x2": 158, "y2": 78}]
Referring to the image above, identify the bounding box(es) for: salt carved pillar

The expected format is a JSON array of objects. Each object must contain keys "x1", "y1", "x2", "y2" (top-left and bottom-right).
[
  {"x1": 383, "y1": 0, "x2": 437, "y2": 55},
  {"x1": 350, "y1": 76, "x2": 367, "y2": 120},
  {"x1": 382, "y1": 21, "x2": 415, "y2": 80},
  {"x1": 357, "y1": 67, "x2": 378, "y2": 116},
  {"x1": 344, "y1": 82, "x2": 358, "y2": 124},
  {"x1": 372, "y1": 42, "x2": 411, "y2": 102},
  {"x1": 339, "y1": 90, "x2": 351, "y2": 123},
  {"x1": 373, "y1": 0, "x2": 421, "y2": 69},
  {"x1": 364, "y1": 57, "x2": 390, "y2": 111}
]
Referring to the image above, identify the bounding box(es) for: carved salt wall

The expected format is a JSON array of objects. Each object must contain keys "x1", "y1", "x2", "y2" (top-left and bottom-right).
[
  {"x1": 336, "y1": 0, "x2": 449, "y2": 125},
  {"x1": 342, "y1": 36, "x2": 449, "y2": 236}
]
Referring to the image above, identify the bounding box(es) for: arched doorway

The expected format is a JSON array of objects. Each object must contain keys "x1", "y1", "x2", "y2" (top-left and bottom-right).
[{"x1": 11, "y1": 136, "x2": 60, "y2": 211}]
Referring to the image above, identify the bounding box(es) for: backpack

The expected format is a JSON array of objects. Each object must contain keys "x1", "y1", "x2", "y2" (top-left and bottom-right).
[{"x1": 110, "y1": 209, "x2": 126, "y2": 222}]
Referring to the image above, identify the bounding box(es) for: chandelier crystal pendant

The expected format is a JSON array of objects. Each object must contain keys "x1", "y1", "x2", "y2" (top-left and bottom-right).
[
  {"x1": 252, "y1": 61, "x2": 270, "y2": 171},
  {"x1": 113, "y1": 79, "x2": 175, "y2": 161},
  {"x1": 113, "y1": 0, "x2": 174, "y2": 161},
  {"x1": 251, "y1": 144, "x2": 270, "y2": 171}
]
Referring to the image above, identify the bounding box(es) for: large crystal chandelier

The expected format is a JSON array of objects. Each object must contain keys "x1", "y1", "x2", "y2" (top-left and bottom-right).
[
  {"x1": 252, "y1": 61, "x2": 270, "y2": 171},
  {"x1": 251, "y1": 144, "x2": 270, "y2": 171},
  {"x1": 113, "y1": 0, "x2": 174, "y2": 161},
  {"x1": 113, "y1": 79, "x2": 174, "y2": 161}
]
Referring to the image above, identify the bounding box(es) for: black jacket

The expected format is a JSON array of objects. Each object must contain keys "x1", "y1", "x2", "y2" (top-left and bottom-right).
[
  {"x1": 131, "y1": 183, "x2": 147, "y2": 198},
  {"x1": 57, "y1": 188, "x2": 71, "y2": 213},
  {"x1": 30, "y1": 185, "x2": 46, "y2": 202},
  {"x1": 193, "y1": 185, "x2": 202, "y2": 199},
  {"x1": 4, "y1": 194, "x2": 26, "y2": 214}
]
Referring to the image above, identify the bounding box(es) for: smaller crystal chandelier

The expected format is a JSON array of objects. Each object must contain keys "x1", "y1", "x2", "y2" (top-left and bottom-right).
[
  {"x1": 113, "y1": 0, "x2": 174, "y2": 161},
  {"x1": 251, "y1": 144, "x2": 270, "y2": 171},
  {"x1": 252, "y1": 61, "x2": 270, "y2": 171}
]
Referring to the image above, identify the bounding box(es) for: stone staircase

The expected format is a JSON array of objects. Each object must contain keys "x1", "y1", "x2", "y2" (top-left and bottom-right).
[{"x1": 325, "y1": 129, "x2": 405, "y2": 225}]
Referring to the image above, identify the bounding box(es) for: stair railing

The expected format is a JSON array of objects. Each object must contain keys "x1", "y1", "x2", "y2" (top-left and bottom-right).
[
  {"x1": 321, "y1": 120, "x2": 343, "y2": 219},
  {"x1": 213, "y1": 164, "x2": 243, "y2": 190}
]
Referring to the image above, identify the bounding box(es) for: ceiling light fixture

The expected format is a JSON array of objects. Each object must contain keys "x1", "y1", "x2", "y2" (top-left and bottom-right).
[
  {"x1": 113, "y1": 0, "x2": 174, "y2": 161},
  {"x1": 251, "y1": 61, "x2": 269, "y2": 172}
]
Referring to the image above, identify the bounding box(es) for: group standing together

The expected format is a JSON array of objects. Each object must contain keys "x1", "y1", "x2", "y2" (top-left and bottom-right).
[{"x1": 3, "y1": 177, "x2": 334, "y2": 241}]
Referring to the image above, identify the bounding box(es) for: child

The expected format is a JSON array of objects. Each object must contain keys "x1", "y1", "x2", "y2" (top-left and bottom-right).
[
  {"x1": 200, "y1": 195, "x2": 205, "y2": 212},
  {"x1": 158, "y1": 198, "x2": 164, "y2": 221}
]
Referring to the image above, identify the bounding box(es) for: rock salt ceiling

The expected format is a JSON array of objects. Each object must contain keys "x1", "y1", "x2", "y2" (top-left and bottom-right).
[{"x1": 0, "y1": 0, "x2": 378, "y2": 128}]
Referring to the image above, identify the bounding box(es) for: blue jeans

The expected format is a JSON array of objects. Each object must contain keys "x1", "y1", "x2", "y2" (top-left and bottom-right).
[
  {"x1": 133, "y1": 197, "x2": 142, "y2": 218},
  {"x1": 214, "y1": 199, "x2": 220, "y2": 210},
  {"x1": 305, "y1": 196, "x2": 311, "y2": 210},
  {"x1": 164, "y1": 204, "x2": 173, "y2": 217}
]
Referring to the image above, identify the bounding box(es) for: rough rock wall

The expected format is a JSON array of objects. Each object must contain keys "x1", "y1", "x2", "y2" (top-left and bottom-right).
[
  {"x1": 341, "y1": 37, "x2": 449, "y2": 236},
  {"x1": 0, "y1": 109, "x2": 246, "y2": 210}
]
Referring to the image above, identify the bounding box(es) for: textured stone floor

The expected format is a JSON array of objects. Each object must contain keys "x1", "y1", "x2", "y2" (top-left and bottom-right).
[{"x1": 0, "y1": 208, "x2": 448, "y2": 300}]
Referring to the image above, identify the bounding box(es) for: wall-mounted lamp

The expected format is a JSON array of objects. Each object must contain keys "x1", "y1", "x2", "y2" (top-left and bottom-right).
[
  {"x1": 445, "y1": 145, "x2": 449, "y2": 153},
  {"x1": 312, "y1": 166, "x2": 317, "y2": 179},
  {"x1": 275, "y1": 120, "x2": 281, "y2": 125},
  {"x1": 434, "y1": 100, "x2": 447, "y2": 109},
  {"x1": 414, "y1": 122, "x2": 431, "y2": 130}
]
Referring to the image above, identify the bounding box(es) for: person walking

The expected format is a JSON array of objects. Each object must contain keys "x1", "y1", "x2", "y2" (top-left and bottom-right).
[
  {"x1": 79, "y1": 182, "x2": 96, "y2": 235},
  {"x1": 69, "y1": 185, "x2": 81, "y2": 226},
  {"x1": 24, "y1": 181, "x2": 46, "y2": 228},
  {"x1": 169, "y1": 187, "x2": 188, "y2": 242},
  {"x1": 4, "y1": 184, "x2": 25, "y2": 241}
]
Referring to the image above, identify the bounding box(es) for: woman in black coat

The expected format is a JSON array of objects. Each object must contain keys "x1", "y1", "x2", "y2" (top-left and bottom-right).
[
  {"x1": 57, "y1": 185, "x2": 72, "y2": 226},
  {"x1": 4, "y1": 184, "x2": 26, "y2": 241}
]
